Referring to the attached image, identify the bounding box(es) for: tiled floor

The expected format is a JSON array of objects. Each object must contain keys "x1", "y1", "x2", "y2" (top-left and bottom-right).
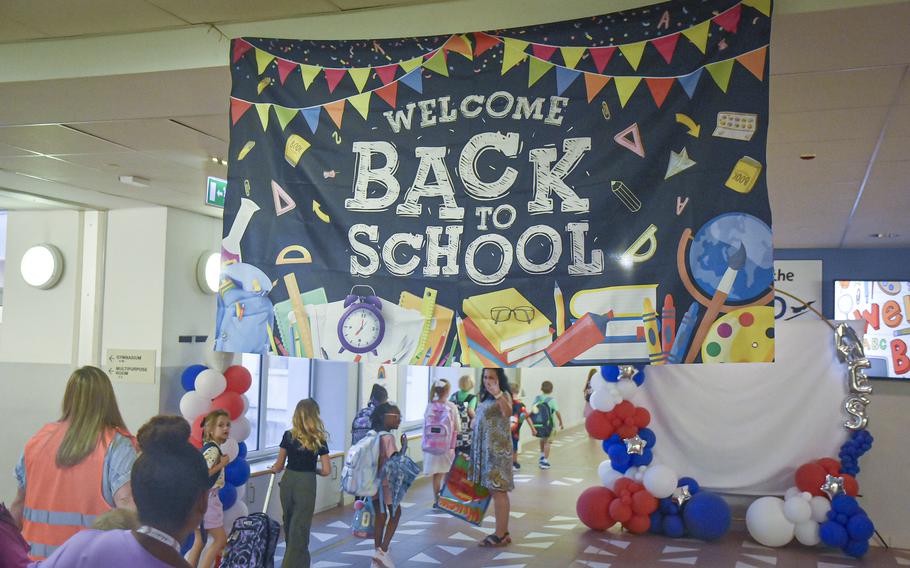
[{"x1": 277, "y1": 427, "x2": 909, "y2": 567}]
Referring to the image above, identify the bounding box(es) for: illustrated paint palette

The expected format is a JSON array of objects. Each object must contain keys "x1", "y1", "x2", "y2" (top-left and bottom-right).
[{"x1": 700, "y1": 306, "x2": 775, "y2": 363}]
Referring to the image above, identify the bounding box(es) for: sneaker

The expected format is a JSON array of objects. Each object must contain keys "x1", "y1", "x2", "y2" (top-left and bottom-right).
[
  {"x1": 374, "y1": 548, "x2": 395, "y2": 568},
  {"x1": 539, "y1": 458, "x2": 551, "y2": 469},
  {"x1": 512, "y1": 462, "x2": 520, "y2": 470}
]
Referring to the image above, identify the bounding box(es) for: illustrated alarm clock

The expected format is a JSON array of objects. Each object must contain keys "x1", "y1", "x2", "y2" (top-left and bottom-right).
[{"x1": 337, "y1": 285, "x2": 385, "y2": 356}]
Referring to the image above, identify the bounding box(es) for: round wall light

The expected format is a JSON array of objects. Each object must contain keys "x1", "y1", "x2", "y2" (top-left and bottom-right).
[
  {"x1": 196, "y1": 252, "x2": 221, "y2": 294},
  {"x1": 20, "y1": 244, "x2": 64, "y2": 289}
]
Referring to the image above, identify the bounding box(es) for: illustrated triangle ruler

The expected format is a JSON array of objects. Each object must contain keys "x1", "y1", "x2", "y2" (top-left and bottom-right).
[
  {"x1": 409, "y1": 287, "x2": 439, "y2": 365},
  {"x1": 613, "y1": 123, "x2": 645, "y2": 158}
]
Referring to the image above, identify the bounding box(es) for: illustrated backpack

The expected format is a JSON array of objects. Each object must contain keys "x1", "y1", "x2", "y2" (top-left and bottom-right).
[
  {"x1": 449, "y1": 392, "x2": 475, "y2": 454},
  {"x1": 201, "y1": 441, "x2": 223, "y2": 487},
  {"x1": 529, "y1": 396, "x2": 553, "y2": 438},
  {"x1": 221, "y1": 512, "x2": 281, "y2": 568},
  {"x1": 380, "y1": 437, "x2": 420, "y2": 512},
  {"x1": 351, "y1": 404, "x2": 375, "y2": 446},
  {"x1": 215, "y1": 262, "x2": 273, "y2": 356},
  {"x1": 351, "y1": 498, "x2": 375, "y2": 538},
  {"x1": 422, "y1": 402, "x2": 454, "y2": 455},
  {"x1": 341, "y1": 430, "x2": 384, "y2": 496}
]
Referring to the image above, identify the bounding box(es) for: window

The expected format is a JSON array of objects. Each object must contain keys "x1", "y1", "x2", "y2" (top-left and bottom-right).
[
  {"x1": 242, "y1": 353, "x2": 311, "y2": 458},
  {"x1": 240, "y1": 353, "x2": 261, "y2": 452},
  {"x1": 0, "y1": 211, "x2": 6, "y2": 321},
  {"x1": 401, "y1": 365, "x2": 431, "y2": 428}
]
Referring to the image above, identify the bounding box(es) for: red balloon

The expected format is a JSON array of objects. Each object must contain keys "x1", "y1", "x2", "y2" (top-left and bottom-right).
[
  {"x1": 585, "y1": 411, "x2": 615, "y2": 440},
  {"x1": 795, "y1": 463, "x2": 828, "y2": 497},
  {"x1": 190, "y1": 417, "x2": 205, "y2": 447},
  {"x1": 609, "y1": 499, "x2": 632, "y2": 523},
  {"x1": 633, "y1": 407, "x2": 651, "y2": 428},
  {"x1": 617, "y1": 425, "x2": 638, "y2": 440},
  {"x1": 842, "y1": 474, "x2": 859, "y2": 496},
  {"x1": 613, "y1": 401, "x2": 634, "y2": 419},
  {"x1": 817, "y1": 458, "x2": 841, "y2": 476},
  {"x1": 614, "y1": 478, "x2": 633, "y2": 494},
  {"x1": 631, "y1": 489, "x2": 659, "y2": 515},
  {"x1": 212, "y1": 390, "x2": 245, "y2": 420},
  {"x1": 189, "y1": 436, "x2": 202, "y2": 449},
  {"x1": 626, "y1": 514, "x2": 651, "y2": 534},
  {"x1": 224, "y1": 365, "x2": 252, "y2": 394},
  {"x1": 576, "y1": 487, "x2": 616, "y2": 531}
]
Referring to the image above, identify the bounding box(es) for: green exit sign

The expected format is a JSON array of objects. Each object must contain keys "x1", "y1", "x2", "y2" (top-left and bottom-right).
[{"x1": 206, "y1": 176, "x2": 227, "y2": 208}]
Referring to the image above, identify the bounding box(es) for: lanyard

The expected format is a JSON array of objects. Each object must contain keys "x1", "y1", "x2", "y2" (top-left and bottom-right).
[{"x1": 137, "y1": 525, "x2": 180, "y2": 552}]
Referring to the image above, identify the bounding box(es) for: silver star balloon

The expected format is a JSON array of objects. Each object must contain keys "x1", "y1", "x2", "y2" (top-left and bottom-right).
[
  {"x1": 671, "y1": 485, "x2": 692, "y2": 507},
  {"x1": 821, "y1": 474, "x2": 846, "y2": 499},
  {"x1": 624, "y1": 434, "x2": 646, "y2": 455},
  {"x1": 619, "y1": 365, "x2": 639, "y2": 381}
]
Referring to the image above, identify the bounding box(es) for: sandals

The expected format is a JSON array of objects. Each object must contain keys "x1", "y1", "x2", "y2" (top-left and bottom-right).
[{"x1": 479, "y1": 532, "x2": 511, "y2": 547}]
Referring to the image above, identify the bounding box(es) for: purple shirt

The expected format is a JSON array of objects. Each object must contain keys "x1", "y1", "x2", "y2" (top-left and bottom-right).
[{"x1": 29, "y1": 529, "x2": 172, "y2": 568}]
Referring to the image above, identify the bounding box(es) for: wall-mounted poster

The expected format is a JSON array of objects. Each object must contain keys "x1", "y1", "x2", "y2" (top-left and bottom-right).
[
  {"x1": 834, "y1": 280, "x2": 910, "y2": 380},
  {"x1": 773, "y1": 260, "x2": 822, "y2": 321},
  {"x1": 217, "y1": 0, "x2": 775, "y2": 367}
]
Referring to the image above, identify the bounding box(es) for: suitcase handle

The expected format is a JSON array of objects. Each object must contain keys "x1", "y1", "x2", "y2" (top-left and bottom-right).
[{"x1": 262, "y1": 471, "x2": 277, "y2": 514}]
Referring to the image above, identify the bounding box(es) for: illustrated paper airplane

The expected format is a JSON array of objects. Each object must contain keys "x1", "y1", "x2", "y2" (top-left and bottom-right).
[{"x1": 665, "y1": 147, "x2": 696, "y2": 179}]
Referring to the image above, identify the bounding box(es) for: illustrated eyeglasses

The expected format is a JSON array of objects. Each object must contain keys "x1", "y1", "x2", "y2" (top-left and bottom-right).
[{"x1": 490, "y1": 306, "x2": 536, "y2": 324}]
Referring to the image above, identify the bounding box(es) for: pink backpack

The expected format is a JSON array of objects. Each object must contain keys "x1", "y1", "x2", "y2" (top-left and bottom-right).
[{"x1": 422, "y1": 401, "x2": 453, "y2": 454}]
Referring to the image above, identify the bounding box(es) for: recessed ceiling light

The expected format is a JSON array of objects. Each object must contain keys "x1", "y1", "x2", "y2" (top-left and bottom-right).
[
  {"x1": 799, "y1": 153, "x2": 816, "y2": 160},
  {"x1": 220, "y1": 159, "x2": 228, "y2": 166},
  {"x1": 211, "y1": 156, "x2": 219, "y2": 163},
  {"x1": 870, "y1": 233, "x2": 900, "y2": 239},
  {"x1": 118, "y1": 175, "x2": 150, "y2": 187}
]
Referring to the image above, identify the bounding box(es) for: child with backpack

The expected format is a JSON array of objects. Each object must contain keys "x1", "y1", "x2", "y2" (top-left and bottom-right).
[
  {"x1": 269, "y1": 398, "x2": 330, "y2": 568},
  {"x1": 188, "y1": 409, "x2": 231, "y2": 568},
  {"x1": 509, "y1": 383, "x2": 536, "y2": 470},
  {"x1": 530, "y1": 381, "x2": 564, "y2": 469},
  {"x1": 371, "y1": 403, "x2": 407, "y2": 568},
  {"x1": 352, "y1": 384, "x2": 389, "y2": 445},
  {"x1": 422, "y1": 379, "x2": 460, "y2": 499},
  {"x1": 449, "y1": 375, "x2": 476, "y2": 456}
]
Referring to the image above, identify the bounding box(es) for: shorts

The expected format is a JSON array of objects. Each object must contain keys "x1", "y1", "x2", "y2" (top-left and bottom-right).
[
  {"x1": 203, "y1": 488, "x2": 224, "y2": 529},
  {"x1": 511, "y1": 437, "x2": 519, "y2": 452}
]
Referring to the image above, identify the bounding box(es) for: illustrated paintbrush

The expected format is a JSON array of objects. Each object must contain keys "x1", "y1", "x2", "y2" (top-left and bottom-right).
[{"x1": 685, "y1": 243, "x2": 747, "y2": 363}]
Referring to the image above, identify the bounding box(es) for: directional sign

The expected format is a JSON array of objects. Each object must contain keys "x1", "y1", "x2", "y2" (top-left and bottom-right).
[{"x1": 106, "y1": 349, "x2": 157, "y2": 384}]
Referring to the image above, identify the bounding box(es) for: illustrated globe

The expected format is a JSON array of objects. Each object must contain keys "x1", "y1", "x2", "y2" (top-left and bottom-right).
[{"x1": 688, "y1": 213, "x2": 773, "y2": 302}]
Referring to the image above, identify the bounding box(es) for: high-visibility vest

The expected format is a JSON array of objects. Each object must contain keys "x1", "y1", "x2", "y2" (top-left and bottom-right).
[{"x1": 21, "y1": 422, "x2": 132, "y2": 560}]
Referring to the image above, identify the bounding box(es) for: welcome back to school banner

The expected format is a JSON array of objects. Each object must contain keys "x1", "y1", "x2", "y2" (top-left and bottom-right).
[{"x1": 219, "y1": 0, "x2": 775, "y2": 368}]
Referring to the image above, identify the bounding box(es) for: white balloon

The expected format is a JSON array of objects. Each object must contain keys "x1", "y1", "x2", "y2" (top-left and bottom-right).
[
  {"x1": 598, "y1": 460, "x2": 622, "y2": 489},
  {"x1": 590, "y1": 385, "x2": 619, "y2": 412},
  {"x1": 590, "y1": 372, "x2": 608, "y2": 393},
  {"x1": 195, "y1": 369, "x2": 227, "y2": 399},
  {"x1": 221, "y1": 500, "x2": 248, "y2": 531},
  {"x1": 616, "y1": 379, "x2": 638, "y2": 400},
  {"x1": 745, "y1": 497, "x2": 795, "y2": 547},
  {"x1": 624, "y1": 465, "x2": 647, "y2": 482},
  {"x1": 809, "y1": 496, "x2": 831, "y2": 523},
  {"x1": 783, "y1": 495, "x2": 812, "y2": 524},
  {"x1": 221, "y1": 438, "x2": 240, "y2": 462},
  {"x1": 240, "y1": 395, "x2": 250, "y2": 416},
  {"x1": 230, "y1": 416, "x2": 251, "y2": 442},
  {"x1": 643, "y1": 464, "x2": 678, "y2": 498},
  {"x1": 795, "y1": 521, "x2": 821, "y2": 546},
  {"x1": 784, "y1": 486, "x2": 801, "y2": 500},
  {"x1": 205, "y1": 341, "x2": 236, "y2": 373},
  {"x1": 235, "y1": 482, "x2": 247, "y2": 503},
  {"x1": 179, "y1": 392, "x2": 211, "y2": 421}
]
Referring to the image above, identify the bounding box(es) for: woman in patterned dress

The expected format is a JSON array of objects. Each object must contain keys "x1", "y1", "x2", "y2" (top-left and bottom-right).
[{"x1": 469, "y1": 368, "x2": 514, "y2": 547}]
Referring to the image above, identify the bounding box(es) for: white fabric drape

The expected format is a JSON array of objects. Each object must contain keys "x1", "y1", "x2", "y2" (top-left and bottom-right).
[{"x1": 633, "y1": 320, "x2": 857, "y2": 495}]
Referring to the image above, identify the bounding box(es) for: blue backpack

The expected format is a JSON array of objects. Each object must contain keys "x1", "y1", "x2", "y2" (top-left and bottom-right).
[
  {"x1": 379, "y1": 436, "x2": 420, "y2": 512},
  {"x1": 530, "y1": 397, "x2": 554, "y2": 438},
  {"x1": 351, "y1": 404, "x2": 375, "y2": 446},
  {"x1": 215, "y1": 263, "x2": 273, "y2": 355}
]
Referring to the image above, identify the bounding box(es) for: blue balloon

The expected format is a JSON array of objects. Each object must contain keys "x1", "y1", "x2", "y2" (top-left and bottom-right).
[
  {"x1": 681, "y1": 492, "x2": 730, "y2": 541},
  {"x1": 638, "y1": 428, "x2": 656, "y2": 448},
  {"x1": 847, "y1": 514, "x2": 874, "y2": 541},
  {"x1": 649, "y1": 511, "x2": 663, "y2": 534},
  {"x1": 181, "y1": 365, "x2": 208, "y2": 392},
  {"x1": 607, "y1": 434, "x2": 622, "y2": 445},
  {"x1": 677, "y1": 477, "x2": 700, "y2": 495},
  {"x1": 600, "y1": 365, "x2": 620, "y2": 382},
  {"x1": 832, "y1": 495, "x2": 859, "y2": 516},
  {"x1": 632, "y1": 365, "x2": 646, "y2": 386},
  {"x1": 820, "y1": 521, "x2": 849, "y2": 548},
  {"x1": 237, "y1": 442, "x2": 248, "y2": 461},
  {"x1": 225, "y1": 459, "x2": 251, "y2": 486},
  {"x1": 607, "y1": 444, "x2": 631, "y2": 471},
  {"x1": 663, "y1": 515, "x2": 685, "y2": 538},
  {"x1": 631, "y1": 448, "x2": 654, "y2": 468},
  {"x1": 180, "y1": 532, "x2": 195, "y2": 555},
  {"x1": 659, "y1": 499, "x2": 678, "y2": 515},
  {"x1": 219, "y1": 483, "x2": 237, "y2": 510},
  {"x1": 844, "y1": 539, "x2": 870, "y2": 558}
]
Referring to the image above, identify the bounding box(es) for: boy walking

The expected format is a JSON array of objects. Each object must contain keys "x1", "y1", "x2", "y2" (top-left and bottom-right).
[
  {"x1": 531, "y1": 381, "x2": 564, "y2": 469},
  {"x1": 509, "y1": 383, "x2": 536, "y2": 470}
]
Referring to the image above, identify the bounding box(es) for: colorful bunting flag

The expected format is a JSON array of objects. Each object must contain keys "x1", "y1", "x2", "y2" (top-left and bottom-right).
[
  {"x1": 713, "y1": 4, "x2": 742, "y2": 33},
  {"x1": 274, "y1": 105, "x2": 297, "y2": 130},
  {"x1": 375, "y1": 82, "x2": 399, "y2": 108},
  {"x1": 737, "y1": 47, "x2": 767, "y2": 81},
  {"x1": 528, "y1": 57, "x2": 553, "y2": 87},
  {"x1": 614, "y1": 76, "x2": 642, "y2": 108},
  {"x1": 560, "y1": 46, "x2": 586, "y2": 69},
  {"x1": 324, "y1": 69, "x2": 347, "y2": 93},
  {"x1": 324, "y1": 100, "x2": 345, "y2": 129},
  {"x1": 645, "y1": 78, "x2": 674, "y2": 109},
  {"x1": 618, "y1": 41, "x2": 647, "y2": 71},
  {"x1": 399, "y1": 69, "x2": 423, "y2": 94},
  {"x1": 349, "y1": 92, "x2": 372, "y2": 119},
  {"x1": 651, "y1": 33, "x2": 680, "y2": 65},
  {"x1": 556, "y1": 67, "x2": 581, "y2": 96},
  {"x1": 501, "y1": 38, "x2": 529, "y2": 75},
  {"x1": 276, "y1": 58, "x2": 297, "y2": 85},
  {"x1": 743, "y1": 0, "x2": 772, "y2": 17},
  {"x1": 473, "y1": 32, "x2": 500, "y2": 57},
  {"x1": 232, "y1": 40, "x2": 253, "y2": 64},
  {"x1": 256, "y1": 49, "x2": 275, "y2": 75},
  {"x1": 444, "y1": 34, "x2": 473, "y2": 60},
  {"x1": 375, "y1": 64, "x2": 398, "y2": 85},
  {"x1": 230, "y1": 98, "x2": 252, "y2": 125},
  {"x1": 682, "y1": 21, "x2": 709, "y2": 54},
  {"x1": 706, "y1": 59, "x2": 735, "y2": 93},
  {"x1": 532, "y1": 44, "x2": 558, "y2": 61},
  {"x1": 678, "y1": 67, "x2": 703, "y2": 98},
  {"x1": 400, "y1": 56, "x2": 424, "y2": 74},
  {"x1": 300, "y1": 65, "x2": 321, "y2": 90},
  {"x1": 348, "y1": 67, "x2": 372, "y2": 92},
  {"x1": 301, "y1": 107, "x2": 320, "y2": 134},
  {"x1": 423, "y1": 50, "x2": 449, "y2": 76},
  {"x1": 589, "y1": 46, "x2": 616, "y2": 73},
  {"x1": 255, "y1": 103, "x2": 270, "y2": 130},
  {"x1": 584, "y1": 72, "x2": 611, "y2": 103}
]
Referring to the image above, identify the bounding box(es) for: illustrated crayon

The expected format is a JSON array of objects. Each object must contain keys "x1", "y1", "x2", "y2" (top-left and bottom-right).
[
  {"x1": 554, "y1": 281, "x2": 566, "y2": 336},
  {"x1": 643, "y1": 298, "x2": 666, "y2": 365},
  {"x1": 661, "y1": 294, "x2": 676, "y2": 353},
  {"x1": 668, "y1": 302, "x2": 699, "y2": 364}
]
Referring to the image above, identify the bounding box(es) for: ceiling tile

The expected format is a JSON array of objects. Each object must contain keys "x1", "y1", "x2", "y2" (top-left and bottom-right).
[
  {"x1": 68, "y1": 119, "x2": 227, "y2": 155},
  {"x1": 768, "y1": 158, "x2": 868, "y2": 186},
  {"x1": 146, "y1": 0, "x2": 339, "y2": 24},
  {"x1": 0, "y1": 14, "x2": 47, "y2": 42},
  {"x1": 0, "y1": 142, "x2": 38, "y2": 158},
  {"x1": 770, "y1": 182, "x2": 858, "y2": 248},
  {"x1": 876, "y1": 135, "x2": 910, "y2": 162},
  {"x1": 767, "y1": 138, "x2": 877, "y2": 165},
  {"x1": 0, "y1": 125, "x2": 130, "y2": 155},
  {"x1": 842, "y1": 168, "x2": 910, "y2": 247},
  {"x1": 768, "y1": 107, "x2": 888, "y2": 144},
  {"x1": 885, "y1": 104, "x2": 910, "y2": 137},
  {"x1": 770, "y1": 67, "x2": 905, "y2": 114},
  {"x1": 60, "y1": 151, "x2": 209, "y2": 192},
  {"x1": 2, "y1": 0, "x2": 185, "y2": 38},
  {"x1": 171, "y1": 115, "x2": 230, "y2": 143},
  {"x1": 329, "y1": 0, "x2": 445, "y2": 9}
]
